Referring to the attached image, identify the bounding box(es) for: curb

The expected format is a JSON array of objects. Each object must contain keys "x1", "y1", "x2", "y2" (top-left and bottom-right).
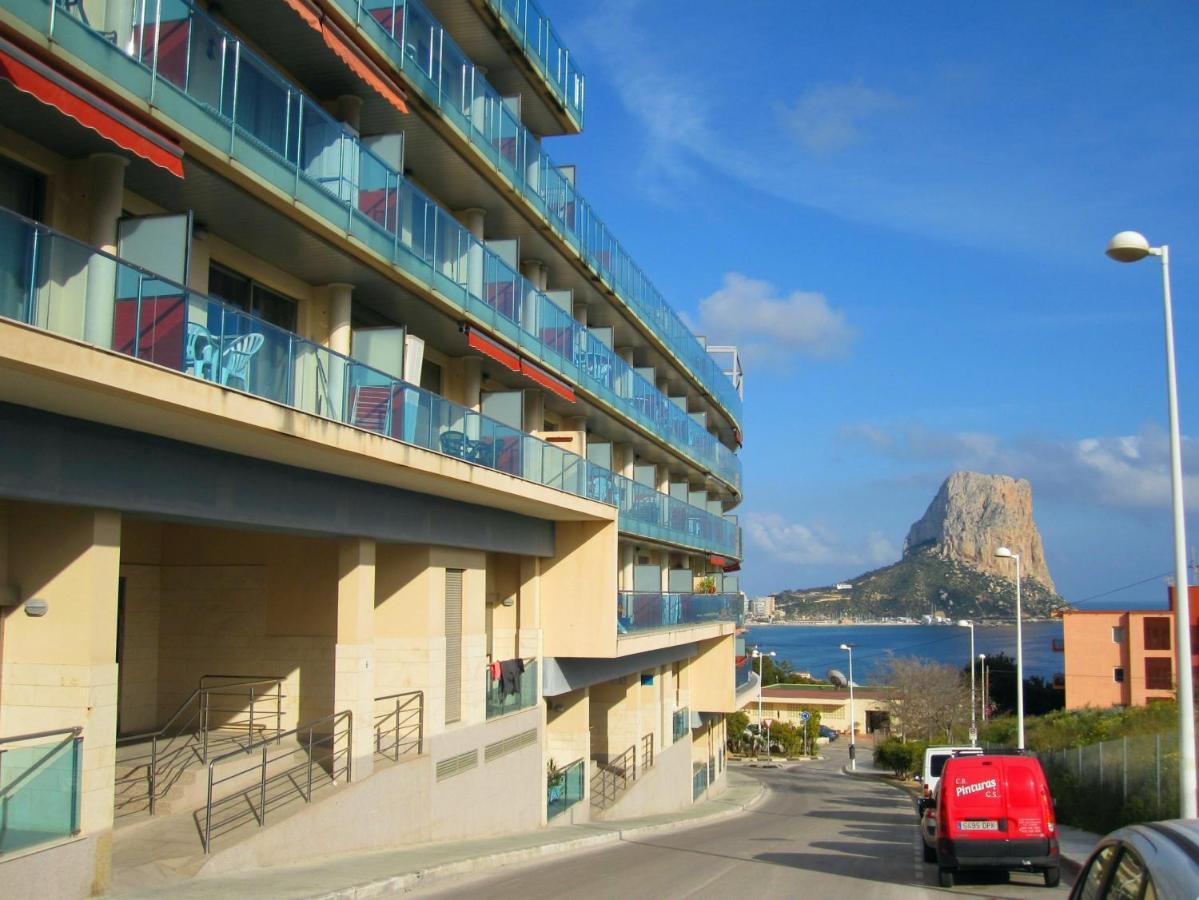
[{"x1": 312, "y1": 777, "x2": 768, "y2": 899}]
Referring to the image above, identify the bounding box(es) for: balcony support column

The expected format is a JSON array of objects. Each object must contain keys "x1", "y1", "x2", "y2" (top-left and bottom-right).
[
  {"x1": 83, "y1": 153, "x2": 128, "y2": 348},
  {"x1": 614, "y1": 443, "x2": 635, "y2": 480},
  {"x1": 520, "y1": 258, "x2": 546, "y2": 291},
  {"x1": 336, "y1": 537, "x2": 376, "y2": 781},
  {"x1": 325, "y1": 283, "x2": 354, "y2": 356},
  {"x1": 523, "y1": 389, "x2": 544, "y2": 435}
]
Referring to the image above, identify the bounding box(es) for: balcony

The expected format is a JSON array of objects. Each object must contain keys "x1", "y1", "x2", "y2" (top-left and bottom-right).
[
  {"x1": 315, "y1": 0, "x2": 743, "y2": 431},
  {"x1": 0, "y1": 209, "x2": 741, "y2": 558},
  {"x1": 12, "y1": 0, "x2": 741, "y2": 493},
  {"x1": 485, "y1": 657, "x2": 538, "y2": 718},
  {"x1": 483, "y1": 0, "x2": 585, "y2": 126},
  {"x1": 617, "y1": 592, "x2": 742, "y2": 637},
  {"x1": 546, "y1": 756, "x2": 584, "y2": 820}
]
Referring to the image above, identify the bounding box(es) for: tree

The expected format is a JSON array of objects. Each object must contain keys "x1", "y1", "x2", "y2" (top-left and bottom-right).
[
  {"x1": 880, "y1": 656, "x2": 972, "y2": 742},
  {"x1": 726, "y1": 710, "x2": 750, "y2": 752},
  {"x1": 968, "y1": 652, "x2": 1063, "y2": 718}
]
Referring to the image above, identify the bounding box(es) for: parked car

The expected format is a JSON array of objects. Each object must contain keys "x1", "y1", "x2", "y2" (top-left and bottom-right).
[
  {"x1": 1070, "y1": 819, "x2": 1199, "y2": 900},
  {"x1": 818, "y1": 725, "x2": 838, "y2": 741},
  {"x1": 920, "y1": 745, "x2": 984, "y2": 801},
  {"x1": 919, "y1": 754, "x2": 1060, "y2": 888}
]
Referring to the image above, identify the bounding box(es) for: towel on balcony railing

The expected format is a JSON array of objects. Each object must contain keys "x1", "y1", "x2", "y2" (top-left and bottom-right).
[{"x1": 499, "y1": 658, "x2": 525, "y2": 696}]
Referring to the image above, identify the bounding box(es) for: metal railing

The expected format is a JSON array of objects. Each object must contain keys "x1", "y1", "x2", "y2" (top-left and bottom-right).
[
  {"x1": 373, "y1": 691, "x2": 423, "y2": 761},
  {"x1": 617, "y1": 592, "x2": 742, "y2": 635},
  {"x1": 485, "y1": 658, "x2": 539, "y2": 719},
  {"x1": 546, "y1": 756, "x2": 585, "y2": 820},
  {"x1": 590, "y1": 744, "x2": 636, "y2": 811},
  {"x1": 0, "y1": 727, "x2": 83, "y2": 855},
  {"x1": 640, "y1": 732, "x2": 654, "y2": 772},
  {"x1": 692, "y1": 762, "x2": 709, "y2": 800},
  {"x1": 114, "y1": 675, "x2": 283, "y2": 815},
  {"x1": 202, "y1": 710, "x2": 352, "y2": 852}
]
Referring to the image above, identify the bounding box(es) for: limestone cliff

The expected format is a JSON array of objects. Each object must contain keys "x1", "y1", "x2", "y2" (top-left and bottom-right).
[{"x1": 903, "y1": 472, "x2": 1055, "y2": 592}]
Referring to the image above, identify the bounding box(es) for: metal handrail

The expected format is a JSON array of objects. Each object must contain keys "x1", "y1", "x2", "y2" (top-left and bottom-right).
[
  {"x1": 373, "y1": 691, "x2": 423, "y2": 760},
  {"x1": 115, "y1": 675, "x2": 283, "y2": 815},
  {"x1": 640, "y1": 732, "x2": 654, "y2": 771},
  {"x1": 590, "y1": 744, "x2": 636, "y2": 810},
  {"x1": 0, "y1": 726, "x2": 82, "y2": 747},
  {"x1": 203, "y1": 709, "x2": 352, "y2": 852}
]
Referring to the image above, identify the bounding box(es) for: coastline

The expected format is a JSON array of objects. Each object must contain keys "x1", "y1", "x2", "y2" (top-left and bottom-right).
[{"x1": 746, "y1": 619, "x2": 1058, "y2": 627}]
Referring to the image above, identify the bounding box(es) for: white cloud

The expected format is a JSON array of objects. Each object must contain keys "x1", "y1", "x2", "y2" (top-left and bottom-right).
[
  {"x1": 780, "y1": 81, "x2": 906, "y2": 155},
  {"x1": 695, "y1": 273, "x2": 855, "y2": 370},
  {"x1": 842, "y1": 422, "x2": 1199, "y2": 512},
  {"x1": 744, "y1": 512, "x2": 897, "y2": 569}
]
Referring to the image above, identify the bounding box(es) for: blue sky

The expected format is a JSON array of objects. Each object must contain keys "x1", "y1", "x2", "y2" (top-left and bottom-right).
[{"x1": 544, "y1": 1, "x2": 1199, "y2": 609}]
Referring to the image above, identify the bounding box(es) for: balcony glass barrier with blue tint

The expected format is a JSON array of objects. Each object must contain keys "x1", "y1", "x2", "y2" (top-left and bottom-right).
[
  {"x1": 617, "y1": 592, "x2": 742, "y2": 636},
  {"x1": 0, "y1": 207, "x2": 741, "y2": 557},
  {"x1": 0, "y1": 728, "x2": 83, "y2": 856},
  {"x1": 483, "y1": 0, "x2": 584, "y2": 124},
  {"x1": 692, "y1": 762, "x2": 708, "y2": 799},
  {"x1": 546, "y1": 756, "x2": 584, "y2": 820},
  {"x1": 321, "y1": 0, "x2": 741, "y2": 430},
  {"x1": 672, "y1": 708, "x2": 689, "y2": 744},
  {"x1": 22, "y1": 0, "x2": 742, "y2": 491},
  {"x1": 485, "y1": 658, "x2": 538, "y2": 718}
]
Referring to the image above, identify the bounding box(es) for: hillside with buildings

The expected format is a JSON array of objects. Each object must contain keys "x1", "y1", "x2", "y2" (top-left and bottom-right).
[{"x1": 774, "y1": 472, "x2": 1066, "y2": 620}]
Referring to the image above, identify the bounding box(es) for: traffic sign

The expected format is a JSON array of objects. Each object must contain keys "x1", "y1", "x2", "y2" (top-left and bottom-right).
[
  {"x1": 799, "y1": 711, "x2": 810, "y2": 722},
  {"x1": 763, "y1": 718, "x2": 773, "y2": 728},
  {"x1": 969, "y1": 725, "x2": 978, "y2": 743}
]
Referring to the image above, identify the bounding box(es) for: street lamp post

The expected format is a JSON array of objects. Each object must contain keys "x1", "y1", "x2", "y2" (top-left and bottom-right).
[
  {"x1": 1106, "y1": 231, "x2": 1196, "y2": 818},
  {"x1": 752, "y1": 648, "x2": 776, "y2": 759},
  {"x1": 958, "y1": 620, "x2": 976, "y2": 744},
  {"x1": 979, "y1": 653, "x2": 988, "y2": 724},
  {"x1": 994, "y1": 547, "x2": 1024, "y2": 750},
  {"x1": 840, "y1": 643, "x2": 856, "y2": 770}
]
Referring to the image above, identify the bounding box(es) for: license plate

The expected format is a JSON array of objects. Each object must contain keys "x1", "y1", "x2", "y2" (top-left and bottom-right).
[{"x1": 959, "y1": 820, "x2": 999, "y2": 831}]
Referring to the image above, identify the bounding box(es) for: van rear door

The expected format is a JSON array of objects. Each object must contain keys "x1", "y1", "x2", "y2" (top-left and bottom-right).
[
  {"x1": 944, "y1": 758, "x2": 1005, "y2": 838},
  {"x1": 1003, "y1": 760, "x2": 1050, "y2": 840}
]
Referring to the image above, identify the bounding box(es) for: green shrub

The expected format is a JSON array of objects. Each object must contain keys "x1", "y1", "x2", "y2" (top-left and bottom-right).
[{"x1": 874, "y1": 738, "x2": 924, "y2": 778}]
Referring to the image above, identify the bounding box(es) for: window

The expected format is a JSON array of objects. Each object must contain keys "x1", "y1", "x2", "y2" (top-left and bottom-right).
[
  {"x1": 0, "y1": 155, "x2": 44, "y2": 220},
  {"x1": 1111, "y1": 626, "x2": 1124, "y2": 644},
  {"x1": 1143, "y1": 617, "x2": 1171, "y2": 651},
  {"x1": 1113, "y1": 667, "x2": 1125, "y2": 684},
  {"x1": 1075, "y1": 845, "x2": 1116, "y2": 900},
  {"x1": 420, "y1": 359, "x2": 442, "y2": 394},
  {"x1": 208, "y1": 263, "x2": 298, "y2": 332},
  {"x1": 1107, "y1": 848, "x2": 1151, "y2": 900},
  {"x1": 1145, "y1": 657, "x2": 1173, "y2": 691}
]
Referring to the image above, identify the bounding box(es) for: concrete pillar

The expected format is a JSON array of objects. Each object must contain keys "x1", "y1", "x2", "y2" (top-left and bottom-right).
[
  {"x1": 655, "y1": 464, "x2": 670, "y2": 495},
  {"x1": 0, "y1": 503, "x2": 121, "y2": 891},
  {"x1": 520, "y1": 259, "x2": 547, "y2": 292},
  {"x1": 614, "y1": 443, "x2": 635, "y2": 480},
  {"x1": 572, "y1": 299, "x2": 588, "y2": 327},
  {"x1": 619, "y1": 543, "x2": 635, "y2": 591},
  {"x1": 326, "y1": 283, "x2": 354, "y2": 356},
  {"x1": 462, "y1": 357, "x2": 483, "y2": 411},
  {"x1": 335, "y1": 94, "x2": 363, "y2": 133},
  {"x1": 523, "y1": 389, "x2": 545, "y2": 435},
  {"x1": 84, "y1": 153, "x2": 128, "y2": 348},
  {"x1": 336, "y1": 538, "x2": 376, "y2": 781}
]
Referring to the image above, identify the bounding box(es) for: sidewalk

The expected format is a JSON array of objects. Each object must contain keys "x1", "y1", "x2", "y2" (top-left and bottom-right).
[{"x1": 113, "y1": 769, "x2": 766, "y2": 899}]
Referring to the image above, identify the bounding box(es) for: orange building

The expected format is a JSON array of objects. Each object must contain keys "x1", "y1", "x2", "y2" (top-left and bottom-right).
[{"x1": 1061, "y1": 586, "x2": 1199, "y2": 709}]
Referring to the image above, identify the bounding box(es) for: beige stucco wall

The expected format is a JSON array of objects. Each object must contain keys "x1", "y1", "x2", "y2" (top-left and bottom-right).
[
  {"x1": 541, "y1": 520, "x2": 618, "y2": 658},
  {"x1": 687, "y1": 634, "x2": 736, "y2": 714}
]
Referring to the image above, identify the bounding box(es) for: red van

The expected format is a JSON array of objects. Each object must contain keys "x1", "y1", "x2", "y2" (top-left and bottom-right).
[{"x1": 919, "y1": 754, "x2": 1060, "y2": 888}]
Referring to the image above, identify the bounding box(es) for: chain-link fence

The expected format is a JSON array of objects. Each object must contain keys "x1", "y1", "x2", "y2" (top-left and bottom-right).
[{"x1": 1036, "y1": 731, "x2": 1183, "y2": 834}]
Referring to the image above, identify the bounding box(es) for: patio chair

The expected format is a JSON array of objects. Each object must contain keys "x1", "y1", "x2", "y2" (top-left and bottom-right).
[
  {"x1": 185, "y1": 322, "x2": 216, "y2": 380},
  {"x1": 218, "y1": 332, "x2": 264, "y2": 390}
]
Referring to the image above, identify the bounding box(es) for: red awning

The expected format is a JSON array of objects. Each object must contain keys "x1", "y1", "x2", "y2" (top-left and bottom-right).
[
  {"x1": 280, "y1": 0, "x2": 409, "y2": 114},
  {"x1": 707, "y1": 555, "x2": 727, "y2": 568},
  {"x1": 723, "y1": 561, "x2": 741, "y2": 573},
  {"x1": 520, "y1": 359, "x2": 576, "y2": 403},
  {"x1": 466, "y1": 327, "x2": 520, "y2": 372},
  {"x1": 0, "y1": 37, "x2": 183, "y2": 177}
]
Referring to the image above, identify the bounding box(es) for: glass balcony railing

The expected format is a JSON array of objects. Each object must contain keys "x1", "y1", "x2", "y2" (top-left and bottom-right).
[
  {"x1": 546, "y1": 756, "x2": 584, "y2": 820},
  {"x1": 692, "y1": 762, "x2": 709, "y2": 799},
  {"x1": 0, "y1": 207, "x2": 741, "y2": 556},
  {"x1": 0, "y1": 727, "x2": 83, "y2": 856},
  {"x1": 23, "y1": 0, "x2": 741, "y2": 492},
  {"x1": 323, "y1": 0, "x2": 743, "y2": 430},
  {"x1": 484, "y1": 0, "x2": 584, "y2": 125},
  {"x1": 672, "y1": 707, "x2": 689, "y2": 744},
  {"x1": 485, "y1": 658, "x2": 538, "y2": 718},
  {"x1": 617, "y1": 592, "x2": 742, "y2": 636}
]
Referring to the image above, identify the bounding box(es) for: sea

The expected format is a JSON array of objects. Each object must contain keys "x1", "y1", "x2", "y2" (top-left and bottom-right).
[{"x1": 741, "y1": 620, "x2": 1064, "y2": 685}]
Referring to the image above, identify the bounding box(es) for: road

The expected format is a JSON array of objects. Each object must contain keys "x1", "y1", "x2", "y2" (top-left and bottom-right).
[{"x1": 412, "y1": 743, "x2": 1072, "y2": 899}]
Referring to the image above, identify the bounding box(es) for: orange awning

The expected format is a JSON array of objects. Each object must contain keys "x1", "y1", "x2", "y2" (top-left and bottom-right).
[
  {"x1": 520, "y1": 358, "x2": 576, "y2": 403},
  {"x1": 281, "y1": 0, "x2": 409, "y2": 114},
  {"x1": 466, "y1": 327, "x2": 520, "y2": 372},
  {"x1": 0, "y1": 37, "x2": 183, "y2": 177}
]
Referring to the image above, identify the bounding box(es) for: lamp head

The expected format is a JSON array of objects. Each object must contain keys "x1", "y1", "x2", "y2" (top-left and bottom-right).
[
  {"x1": 1106, "y1": 231, "x2": 1153, "y2": 263},
  {"x1": 995, "y1": 546, "x2": 1013, "y2": 559},
  {"x1": 957, "y1": 619, "x2": 972, "y2": 628},
  {"x1": 839, "y1": 643, "x2": 851, "y2": 651},
  {"x1": 979, "y1": 653, "x2": 986, "y2": 660}
]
